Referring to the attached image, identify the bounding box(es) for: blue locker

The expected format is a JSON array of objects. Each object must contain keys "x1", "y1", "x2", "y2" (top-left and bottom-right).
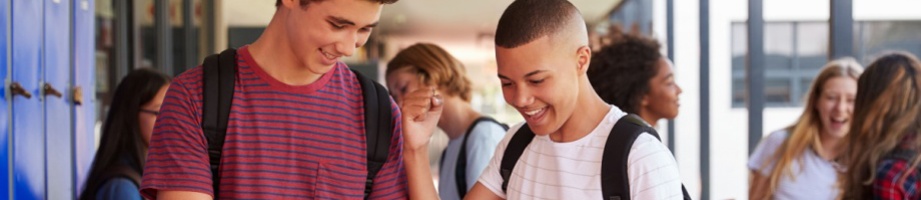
[
  {"x1": 11, "y1": 0, "x2": 45, "y2": 199},
  {"x1": 45, "y1": 0, "x2": 73, "y2": 199},
  {"x1": 0, "y1": 0, "x2": 10, "y2": 198},
  {"x1": 72, "y1": 0, "x2": 96, "y2": 197}
]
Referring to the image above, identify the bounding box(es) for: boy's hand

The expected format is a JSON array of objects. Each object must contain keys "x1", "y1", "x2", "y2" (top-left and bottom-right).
[{"x1": 400, "y1": 86, "x2": 444, "y2": 151}]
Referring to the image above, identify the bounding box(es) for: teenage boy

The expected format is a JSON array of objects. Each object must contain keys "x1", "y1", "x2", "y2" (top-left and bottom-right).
[
  {"x1": 400, "y1": 0, "x2": 685, "y2": 199},
  {"x1": 140, "y1": 0, "x2": 409, "y2": 199}
]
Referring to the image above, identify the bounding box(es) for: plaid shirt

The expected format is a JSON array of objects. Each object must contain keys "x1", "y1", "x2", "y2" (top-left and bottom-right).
[{"x1": 874, "y1": 156, "x2": 921, "y2": 200}]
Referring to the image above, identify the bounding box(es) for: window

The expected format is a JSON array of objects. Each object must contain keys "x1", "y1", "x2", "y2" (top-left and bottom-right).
[
  {"x1": 731, "y1": 20, "x2": 921, "y2": 108},
  {"x1": 730, "y1": 21, "x2": 828, "y2": 108}
]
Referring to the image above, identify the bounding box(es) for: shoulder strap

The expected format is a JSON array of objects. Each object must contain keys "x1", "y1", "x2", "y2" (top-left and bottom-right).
[
  {"x1": 456, "y1": 117, "x2": 508, "y2": 198},
  {"x1": 202, "y1": 48, "x2": 238, "y2": 198},
  {"x1": 351, "y1": 69, "x2": 393, "y2": 199},
  {"x1": 602, "y1": 114, "x2": 691, "y2": 200},
  {"x1": 500, "y1": 124, "x2": 536, "y2": 193}
]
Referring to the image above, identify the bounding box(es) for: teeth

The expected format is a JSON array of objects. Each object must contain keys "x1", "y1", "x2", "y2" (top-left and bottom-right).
[
  {"x1": 321, "y1": 50, "x2": 336, "y2": 59},
  {"x1": 525, "y1": 108, "x2": 542, "y2": 116}
]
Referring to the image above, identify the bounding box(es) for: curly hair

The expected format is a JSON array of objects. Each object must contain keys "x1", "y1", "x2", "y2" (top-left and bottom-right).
[{"x1": 587, "y1": 34, "x2": 662, "y2": 114}]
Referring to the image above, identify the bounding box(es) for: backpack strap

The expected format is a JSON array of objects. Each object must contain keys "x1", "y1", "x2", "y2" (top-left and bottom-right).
[
  {"x1": 202, "y1": 48, "x2": 238, "y2": 198},
  {"x1": 603, "y1": 114, "x2": 692, "y2": 200},
  {"x1": 500, "y1": 124, "x2": 536, "y2": 193},
  {"x1": 351, "y1": 69, "x2": 393, "y2": 199},
  {"x1": 456, "y1": 117, "x2": 508, "y2": 198}
]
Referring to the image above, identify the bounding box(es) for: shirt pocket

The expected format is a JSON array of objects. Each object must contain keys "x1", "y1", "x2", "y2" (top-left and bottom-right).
[{"x1": 315, "y1": 162, "x2": 367, "y2": 200}]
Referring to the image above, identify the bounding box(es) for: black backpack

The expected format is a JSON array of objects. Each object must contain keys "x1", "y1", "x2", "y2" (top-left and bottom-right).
[
  {"x1": 438, "y1": 117, "x2": 509, "y2": 199},
  {"x1": 200, "y1": 49, "x2": 393, "y2": 199},
  {"x1": 499, "y1": 114, "x2": 692, "y2": 200}
]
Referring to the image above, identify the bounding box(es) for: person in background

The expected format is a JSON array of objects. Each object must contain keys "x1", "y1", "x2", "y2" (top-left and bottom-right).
[
  {"x1": 80, "y1": 68, "x2": 171, "y2": 200},
  {"x1": 748, "y1": 58, "x2": 863, "y2": 200},
  {"x1": 386, "y1": 43, "x2": 507, "y2": 200},
  {"x1": 841, "y1": 52, "x2": 921, "y2": 200},
  {"x1": 588, "y1": 34, "x2": 682, "y2": 127}
]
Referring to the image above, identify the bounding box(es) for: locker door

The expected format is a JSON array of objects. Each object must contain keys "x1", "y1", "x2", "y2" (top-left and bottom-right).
[
  {"x1": 11, "y1": 0, "x2": 45, "y2": 199},
  {"x1": 72, "y1": 0, "x2": 96, "y2": 196},
  {"x1": 0, "y1": 0, "x2": 10, "y2": 198},
  {"x1": 44, "y1": 0, "x2": 73, "y2": 199}
]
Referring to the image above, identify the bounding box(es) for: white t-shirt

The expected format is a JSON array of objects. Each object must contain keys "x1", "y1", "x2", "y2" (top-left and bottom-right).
[
  {"x1": 477, "y1": 105, "x2": 684, "y2": 199},
  {"x1": 439, "y1": 120, "x2": 507, "y2": 200},
  {"x1": 748, "y1": 130, "x2": 841, "y2": 200}
]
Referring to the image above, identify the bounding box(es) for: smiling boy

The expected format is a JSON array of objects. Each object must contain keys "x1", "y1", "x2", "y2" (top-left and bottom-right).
[
  {"x1": 139, "y1": 0, "x2": 409, "y2": 199},
  {"x1": 400, "y1": 0, "x2": 685, "y2": 199}
]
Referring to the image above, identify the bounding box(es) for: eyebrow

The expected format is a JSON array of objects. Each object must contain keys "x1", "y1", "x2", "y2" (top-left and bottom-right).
[
  {"x1": 498, "y1": 70, "x2": 548, "y2": 80},
  {"x1": 328, "y1": 16, "x2": 379, "y2": 28}
]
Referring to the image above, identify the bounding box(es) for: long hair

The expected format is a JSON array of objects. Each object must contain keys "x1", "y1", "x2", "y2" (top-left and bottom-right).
[
  {"x1": 841, "y1": 52, "x2": 921, "y2": 199},
  {"x1": 80, "y1": 68, "x2": 170, "y2": 199},
  {"x1": 386, "y1": 43, "x2": 473, "y2": 101},
  {"x1": 760, "y1": 58, "x2": 862, "y2": 195}
]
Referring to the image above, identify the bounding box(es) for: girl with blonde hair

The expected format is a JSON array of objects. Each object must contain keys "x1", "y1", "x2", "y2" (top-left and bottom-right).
[{"x1": 749, "y1": 58, "x2": 863, "y2": 199}]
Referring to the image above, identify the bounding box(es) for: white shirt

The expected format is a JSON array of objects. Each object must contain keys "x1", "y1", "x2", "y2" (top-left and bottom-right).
[
  {"x1": 748, "y1": 130, "x2": 841, "y2": 200},
  {"x1": 439, "y1": 120, "x2": 507, "y2": 200},
  {"x1": 477, "y1": 105, "x2": 684, "y2": 199}
]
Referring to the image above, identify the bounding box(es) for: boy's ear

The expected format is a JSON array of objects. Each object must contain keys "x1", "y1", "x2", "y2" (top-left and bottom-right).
[
  {"x1": 280, "y1": 0, "x2": 298, "y2": 9},
  {"x1": 576, "y1": 45, "x2": 592, "y2": 74}
]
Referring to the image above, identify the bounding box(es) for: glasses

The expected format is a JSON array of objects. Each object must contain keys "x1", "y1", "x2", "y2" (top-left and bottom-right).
[{"x1": 140, "y1": 109, "x2": 160, "y2": 116}]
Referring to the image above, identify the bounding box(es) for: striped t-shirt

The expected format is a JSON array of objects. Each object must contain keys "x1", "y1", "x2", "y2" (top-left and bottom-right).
[
  {"x1": 478, "y1": 105, "x2": 683, "y2": 199},
  {"x1": 140, "y1": 46, "x2": 407, "y2": 199}
]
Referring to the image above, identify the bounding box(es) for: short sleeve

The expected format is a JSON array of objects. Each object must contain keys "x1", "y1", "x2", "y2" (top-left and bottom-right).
[
  {"x1": 366, "y1": 99, "x2": 409, "y2": 199},
  {"x1": 464, "y1": 121, "x2": 508, "y2": 191},
  {"x1": 747, "y1": 130, "x2": 789, "y2": 176},
  {"x1": 476, "y1": 122, "x2": 525, "y2": 199},
  {"x1": 140, "y1": 69, "x2": 214, "y2": 199},
  {"x1": 627, "y1": 134, "x2": 683, "y2": 200}
]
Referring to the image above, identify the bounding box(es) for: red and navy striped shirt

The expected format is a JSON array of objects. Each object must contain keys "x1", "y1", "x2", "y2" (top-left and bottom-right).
[{"x1": 140, "y1": 46, "x2": 407, "y2": 199}]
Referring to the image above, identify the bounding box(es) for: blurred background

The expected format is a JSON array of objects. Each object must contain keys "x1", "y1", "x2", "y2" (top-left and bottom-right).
[{"x1": 2, "y1": 0, "x2": 920, "y2": 199}]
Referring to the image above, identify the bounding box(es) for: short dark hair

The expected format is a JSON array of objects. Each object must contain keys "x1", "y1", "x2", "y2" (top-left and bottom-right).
[
  {"x1": 588, "y1": 34, "x2": 662, "y2": 114},
  {"x1": 495, "y1": 0, "x2": 580, "y2": 48},
  {"x1": 275, "y1": 0, "x2": 398, "y2": 7}
]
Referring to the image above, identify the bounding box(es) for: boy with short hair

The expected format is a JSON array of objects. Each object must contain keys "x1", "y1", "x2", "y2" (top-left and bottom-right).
[
  {"x1": 400, "y1": 0, "x2": 685, "y2": 199},
  {"x1": 140, "y1": 0, "x2": 409, "y2": 199}
]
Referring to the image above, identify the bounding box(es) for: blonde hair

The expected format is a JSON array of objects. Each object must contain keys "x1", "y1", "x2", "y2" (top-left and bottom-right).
[
  {"x1": 761, "y1": 58, "x2": 863, "y2": 196},
  {"x1": 386, "y1": 43, "x2": 472, "y2": 101},
  {"x1": 841, "y1": 51, "x2": 921, "y2": 199}
]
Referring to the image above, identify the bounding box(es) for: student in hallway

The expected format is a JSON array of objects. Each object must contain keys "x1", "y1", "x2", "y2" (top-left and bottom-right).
[
  {"x1": 139, "y1": 0, "x2": 413, "y2": 199},
  {"x1": 748, "y1": 58, "x2": 863, "y2": 200},
  {"x1": 80, "y1": 68, "x2": 171, "y2": 200},
  {"x1": 399, "y1": 0, "x2": 686, "y2": 199},
  {"x1": 588, "y1": 33, "x2": 682, "y2": 127},
  {"x1": 386, "y1": 43, "x2": 507, "y2": 200},
  {"x1": 841, "y1": 52, "x2": 921, "y2": 200}
]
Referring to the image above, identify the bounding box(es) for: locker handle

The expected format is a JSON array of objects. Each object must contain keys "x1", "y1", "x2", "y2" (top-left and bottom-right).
[
  {"x1": 43, "y1": 83, "x2": 63, "y2": 98},
  {"x1": 10, "y1": 82, "x2": 32, "y2": 99},
  {"x1": 73, "y1": 86, "x2": 83, "y2": 105}
]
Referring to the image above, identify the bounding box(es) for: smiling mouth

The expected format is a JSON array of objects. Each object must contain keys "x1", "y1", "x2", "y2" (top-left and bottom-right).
[
  {"x1": 524, "y1": 108, "x2": 544, "y2": 116},
  {"x1": 320, "y1": 49, "x2": 339, "y2": 60},
  {"x1": 831, "y1": 117, "x2": 848, "y2": 124}
]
